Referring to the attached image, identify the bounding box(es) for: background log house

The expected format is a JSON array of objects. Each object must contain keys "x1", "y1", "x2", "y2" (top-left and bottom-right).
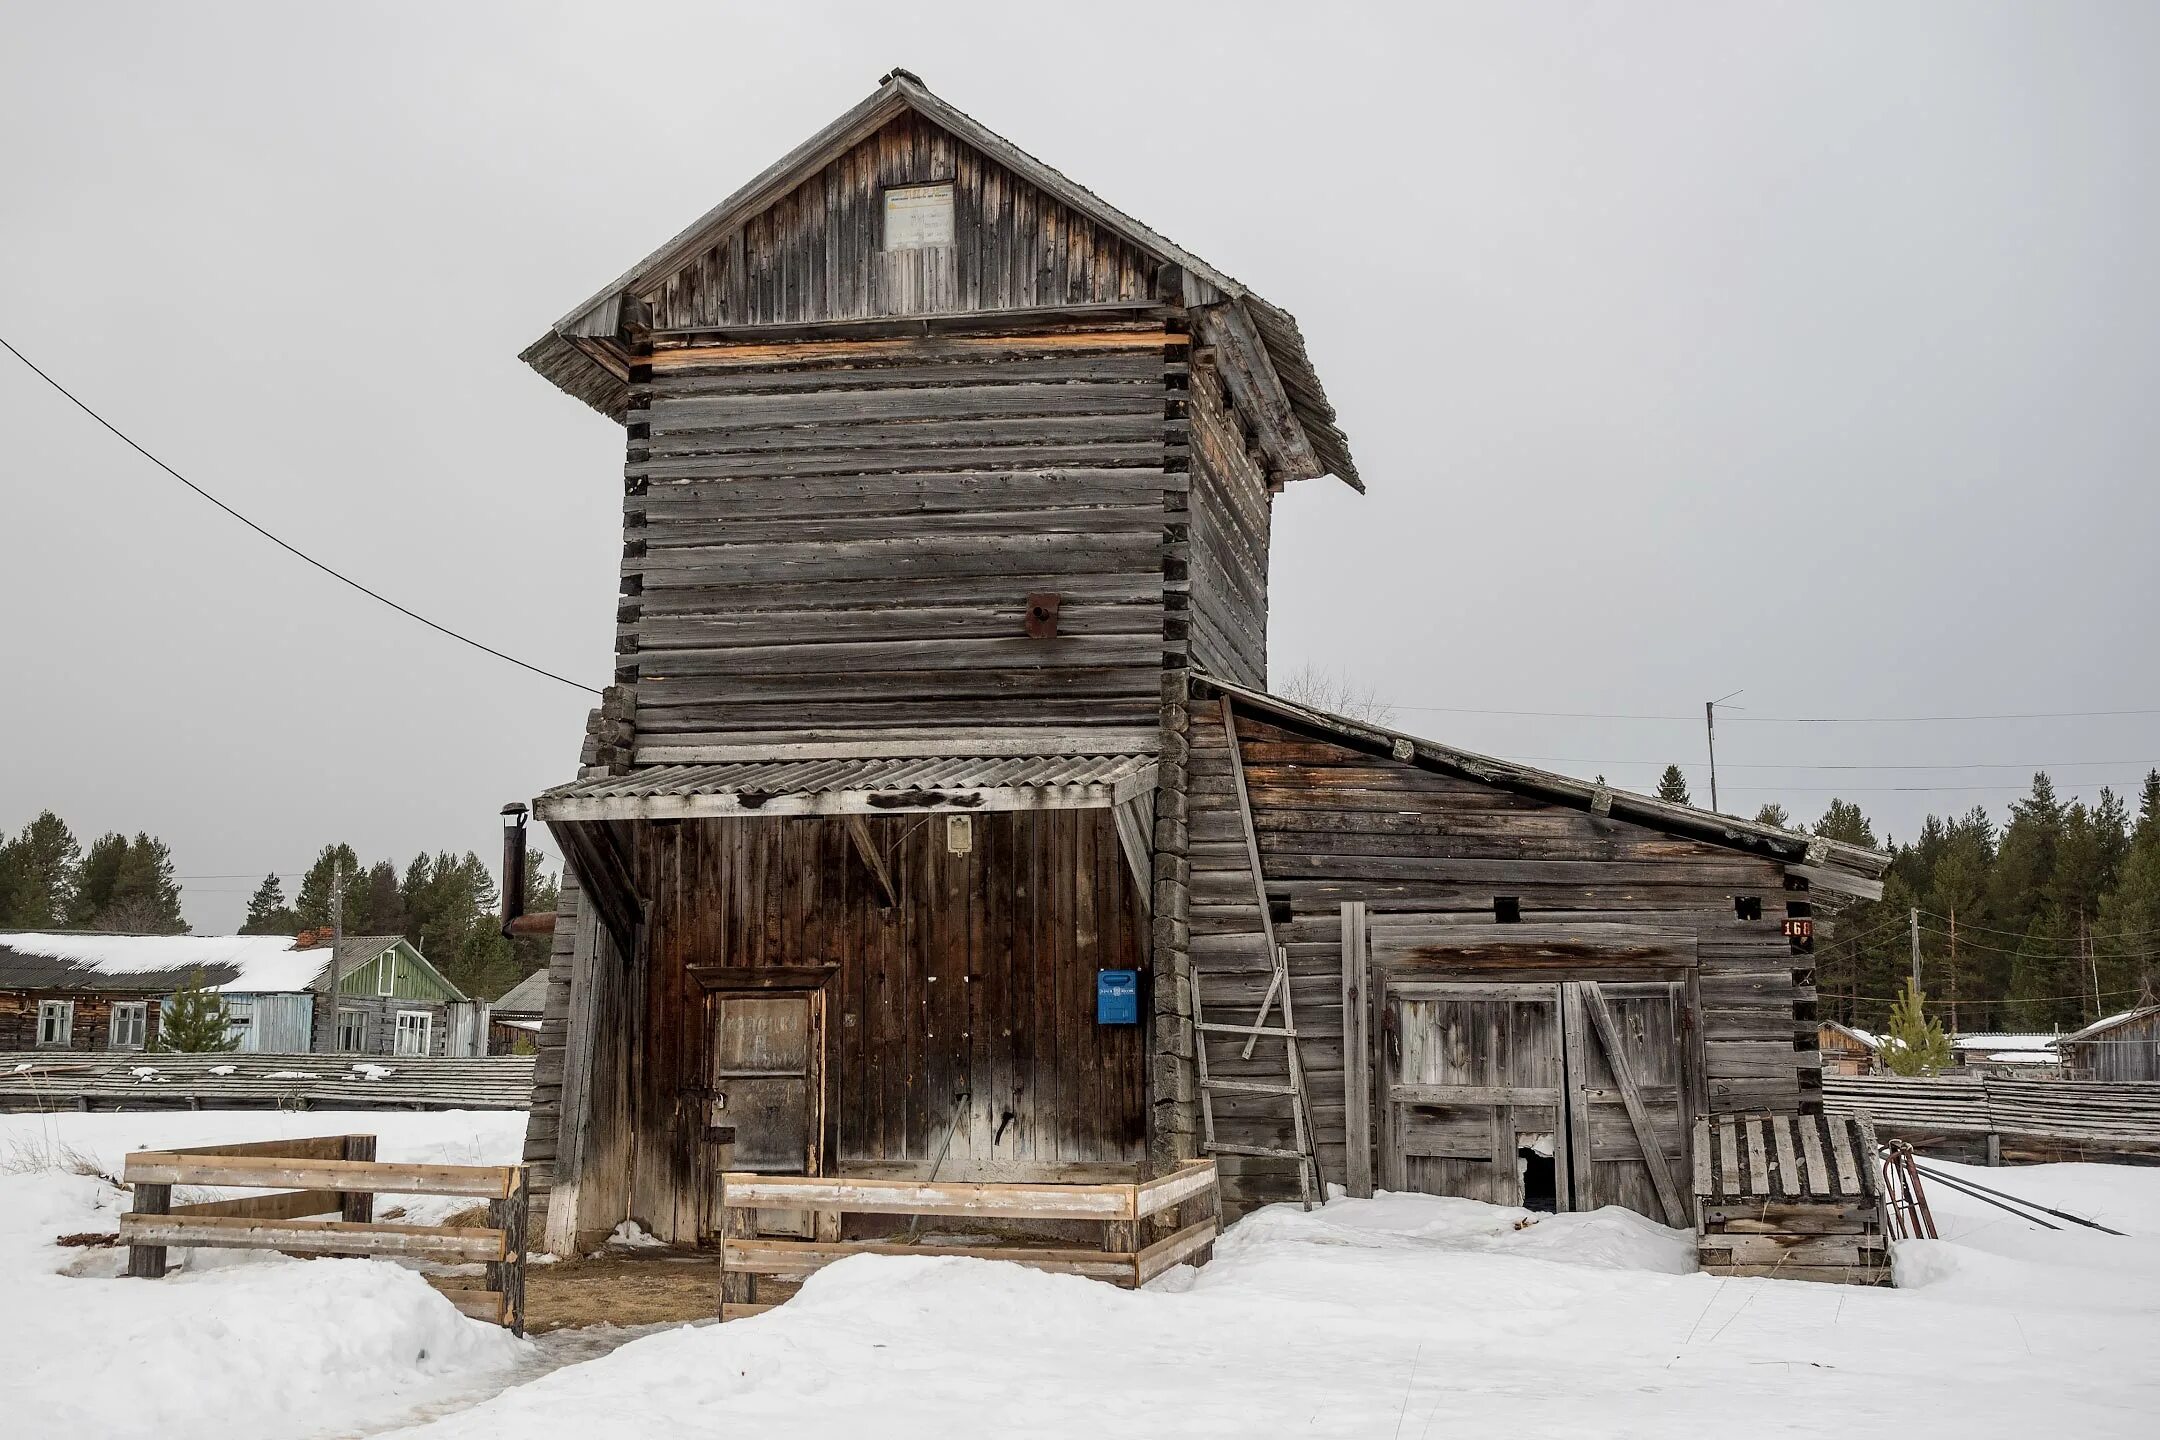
[{"x1": 514, "y1": 71, "x2": 1889, "y2": 1259}]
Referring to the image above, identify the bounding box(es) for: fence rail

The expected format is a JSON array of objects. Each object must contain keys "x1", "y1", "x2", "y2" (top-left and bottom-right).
[
  {"x1": 117, "y1": 1134, "x2": 528, "y2": 1332},
  {"x1": 717, "y1": 1161, "x2": 1221, "y2": 1321},
  {"x1": 0, "y1": 1052, "x2": 534, "y2": 1112},
  {"x1": 1824, "y1": 1075, "x2": 2160, "y2": 1162}
]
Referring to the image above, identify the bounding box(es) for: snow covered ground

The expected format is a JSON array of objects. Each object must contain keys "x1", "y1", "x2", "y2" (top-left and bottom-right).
[
  {"x1": 7, "y1": 1107, "x2": 2155, "y2": 1440},
  {"x1": 1, "y1": 1109, "x2": 532, "y2": 1440}
]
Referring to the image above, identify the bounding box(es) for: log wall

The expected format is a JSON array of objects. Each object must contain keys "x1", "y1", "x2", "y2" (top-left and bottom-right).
[
  {"x1": 621, "y1": 329, "x2": 1184, "y2": 759},
  {"x1": 1184, "y1": 699, "x2": 1819, "y2": 1211},
  {"x1": 1185, "y1": 351, "x2": 1271, "y2": 688},
  {"x1": 0, "y1": 991, "x2": 161, "y2": 1052}
]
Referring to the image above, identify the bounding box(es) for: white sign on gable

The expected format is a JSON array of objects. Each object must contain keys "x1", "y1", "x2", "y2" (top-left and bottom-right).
[{"x1": 884, "y1": 182, "x2": 955, "y2": 250}]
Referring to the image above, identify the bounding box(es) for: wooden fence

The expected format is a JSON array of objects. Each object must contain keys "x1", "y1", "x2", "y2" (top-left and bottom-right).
[
  {"x1": 718, "y1": 1160, "x2": 1221, "y2": 1321},
  {"x1": 1823, "y1": 1075, "x2": 2160, "y2": 1165},
  {"x1": 117, "y1": 1135, "x2": 529, "y2": 1333},
  {"x1": 0, "y1": 1052, "x2": 535, "y2": 1112}
]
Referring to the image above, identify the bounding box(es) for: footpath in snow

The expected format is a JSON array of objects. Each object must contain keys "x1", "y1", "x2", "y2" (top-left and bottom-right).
[{"x1": 6, "y1": 1107, "x2": 2157, "y2": 1440}]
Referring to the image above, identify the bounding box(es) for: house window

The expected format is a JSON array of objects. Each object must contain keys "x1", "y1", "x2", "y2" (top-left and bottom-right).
[
  {"x1": 377, "y1": 954, "x2": 394, "y2": 996},
  {"x1": 883, "y1": 182, "x2": 954, "y2": 249},
  {"x1": 109, "y1": 1001, "x2": 147, "y2": 1051},
  {"x1": 37, "y1": 1000, "x2": 74, "y2": 1046},
  {"x1": 393, "y1": 1010, "x2": 433, "y2": 1056},
  {"x1": 337, "y1": 1009, "x2": 368, "y2": 1052}
]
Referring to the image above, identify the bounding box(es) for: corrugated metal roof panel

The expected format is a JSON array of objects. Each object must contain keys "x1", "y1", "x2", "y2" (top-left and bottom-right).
[{"x1": 535, "y1": 754, "x2": 1157, "y2": 821}]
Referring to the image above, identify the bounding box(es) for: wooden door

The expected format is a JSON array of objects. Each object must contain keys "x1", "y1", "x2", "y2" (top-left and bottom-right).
[
  {"x1": 1562, "y1": 980, "x2": 1690, "y2": 1226},
  {"x1": 709, "y1": 991, "x2": 822, "y2": 1175},
  {"x1": 1379, "y1": 982, "x2": 1568, "y2": 1207}
]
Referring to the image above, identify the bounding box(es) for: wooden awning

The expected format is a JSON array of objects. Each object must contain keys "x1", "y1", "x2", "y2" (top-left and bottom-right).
[{"x1": 535, "y1": 754, "x2": 1158, "y2": 823}]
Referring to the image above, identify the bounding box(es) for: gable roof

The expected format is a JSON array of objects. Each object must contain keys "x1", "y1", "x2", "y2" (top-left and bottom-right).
[
  {"x1": 0, "y1": 932, "x2": 408, "y2": 996},
  {"x1": 522, "y1": 70, "x2": 1358, "y2": 489},
  {"x1": 1200, "y1": 676, "x2": 1891, "y2": 898},
  {"x1": 2056, "y1": 1005, "x2": 2160, "y2": 1046},
  {"x1": 492, "y1": 969, "x2": 552, "y2": 1016}
]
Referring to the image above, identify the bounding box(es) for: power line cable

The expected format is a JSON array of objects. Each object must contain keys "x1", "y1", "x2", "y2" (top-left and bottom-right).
[
  {"x1": 1390, "y1": 702, "x2": 2160, "y2": 725},
  {"x1": 1916, "y1": 911, "x2": 2160, "y2": 944},
  {"x1": 0, "y1": 334, "x2": 601, "y2": 696}
]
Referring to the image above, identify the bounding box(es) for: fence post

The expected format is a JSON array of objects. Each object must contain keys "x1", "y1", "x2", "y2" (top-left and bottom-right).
[
  {"x1": 127, "y1": 1183, "x2": 171, "y2": 1279},
  {"x1": 719, "y1": 1179, "x2": 757, "y2": 1316},
  {"x1": 485, "y1": 1166, "x2": 529, "y2": 1337},
  {"x1": 342, "y1": 1135, "x2": 377, "y2": 1222}
]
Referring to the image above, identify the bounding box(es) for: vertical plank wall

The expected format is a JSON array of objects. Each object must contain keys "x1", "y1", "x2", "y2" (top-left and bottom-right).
[
  {"x1": 575, "y1": 811, "x2": 1150, "y2": 1245},
  {"x1": 1185, "y1": 701, "x2": 1816, "y2": 1213},
  {"x1": 640, "y1": 112, "x2": 1156, "y2": 330}
]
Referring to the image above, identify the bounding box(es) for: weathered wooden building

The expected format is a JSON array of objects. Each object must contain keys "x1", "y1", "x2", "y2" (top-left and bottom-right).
[
  {"x1": 0, "y1": 931, "x2": 482, "y2": 1056},
  {"x1": 2056, "y1": 1005, "x2": 2160, "y2": 1082},
  {"x1": 1817, "y1": 1020, "x2": 1882, "y2": 1077},
  {"x1": 518, "y1": 73, "x2": 1888, "y2": 1257}
]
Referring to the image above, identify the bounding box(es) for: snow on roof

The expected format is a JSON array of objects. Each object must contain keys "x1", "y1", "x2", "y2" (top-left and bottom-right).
[
  {"x1": 2057, "y1": 1005, "x2": 2160, "y2": 1046},
  {"x1": 0, "y1": 933, "x2": 396, "y2": 994},
  {"x1": 1951, "y1": 1032, "x2": 2062, "y2": 1053}
]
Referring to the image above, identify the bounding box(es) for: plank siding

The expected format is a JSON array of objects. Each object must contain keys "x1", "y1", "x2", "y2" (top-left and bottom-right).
[
  {"x1": 1185, "y1": 351, "x2": 1271, "y2": 687},
  {"x1": 1187, "y1": 700, "x2": 1815, "y2": 1214},
  {"x1": 592, "y1": 810, "x2": 1148, "y2": 1245},
  {"x1": 640, "y1": 113, "x2": 1155, "y2": 331},
  {"x1": 622, "y1": 338, "x2": 1178, "y2": 758}
]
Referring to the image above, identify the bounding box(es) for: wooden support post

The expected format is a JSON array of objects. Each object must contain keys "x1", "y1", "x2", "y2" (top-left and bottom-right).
[
  {"x1": 1340, "y1": 901, "x2": 1372, "y2": 1198},
  {"x1": 483, "y1": 1167, "x2": 528, "y2": 1336},
  {"x1": 127, "y1": 1183, "x2": 171, "y2": 1279},
  {"x1": 1986, "y1": 1132, "x2": 2002, "y2": 1168},
  {"x1": 719, "y1": 1189, "x2": 757, "y2": 1316},
  {"x1": 1103, "y1": 1217, "x2": 1138, "y2": 1286},
  {"x1": 341, "y1": 1135, "x2": 377, "y2": 1223}
]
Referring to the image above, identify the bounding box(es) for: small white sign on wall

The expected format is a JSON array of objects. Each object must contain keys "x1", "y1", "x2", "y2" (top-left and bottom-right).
[{"x1": 884, "y1": 182, "x2": 955, "y2": 250}]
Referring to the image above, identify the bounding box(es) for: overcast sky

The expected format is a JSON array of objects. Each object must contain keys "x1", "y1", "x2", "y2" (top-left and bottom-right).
[{"x1": 3, "y1": 1, "x2": 2156, "y2": 932}]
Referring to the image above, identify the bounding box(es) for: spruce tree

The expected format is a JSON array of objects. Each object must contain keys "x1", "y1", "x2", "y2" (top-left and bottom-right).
[
  {"x1": 68, "y1": 833, "x2": 131, "y2": 926},
  {"x1": 1655, "y1": 766, "x2": 1692, "y2": 805},
  {"x1": 1880, "y1": 980, "x2": 1954, "y2": 1076},
  {"x1": 1753, "y1": 802, "x2": 1793, "y2": 830},
  {"x1": 295, "y1": 844, "x2": 363, "y2": 930},
  {"x1": 241, "y1": 874, "x2": 300, "y2": 934},
  {"x1": 156, "y1": 971, "x2": 240, "y2": 1052}
]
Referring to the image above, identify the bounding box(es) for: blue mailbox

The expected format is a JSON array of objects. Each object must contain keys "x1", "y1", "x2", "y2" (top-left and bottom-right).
[{"x1": 1096, "y1": 969, "x2": 1139, "y2": 1025}]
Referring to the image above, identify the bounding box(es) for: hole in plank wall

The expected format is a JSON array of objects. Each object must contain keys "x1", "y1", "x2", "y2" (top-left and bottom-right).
[
  {"x1": 1493, "y1": 896, "x2": 1521, "y2": 924},
  {"x1": 1517, "y1": 1137, "x2": 1557, "y2": 1212},
  {"x1": 1734, "y1": 896, "x2": 1762, "y2": 921}
]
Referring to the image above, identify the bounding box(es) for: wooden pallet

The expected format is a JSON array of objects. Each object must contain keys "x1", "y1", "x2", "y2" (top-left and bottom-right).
[{"x1": 1692, "y1": 1113, "x2": 1888, "y2": 1285}]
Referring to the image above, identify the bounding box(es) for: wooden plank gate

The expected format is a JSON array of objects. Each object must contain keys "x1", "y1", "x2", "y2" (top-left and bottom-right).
[
  {"x1": 118, "y1": 1135, "x2": 529, "y2": 1332},
  {"x1": 1344, "y1": 904, "x2": 1697, "y2": 1226}
]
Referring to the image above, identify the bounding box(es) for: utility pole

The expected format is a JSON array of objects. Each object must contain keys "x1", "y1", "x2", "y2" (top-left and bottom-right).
[
  {"x1": 1909, "y1": 907, "x2": 1921, "y2": 997},
  {"x1": 1704, "y1": 691, "x2": 1743, "y2": 814},
  {"x1": 317, "y1": 863, "x2": 347, "y2": 1054}
]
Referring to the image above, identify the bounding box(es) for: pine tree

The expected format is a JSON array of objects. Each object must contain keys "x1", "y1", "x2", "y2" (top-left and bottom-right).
[
  {"x1": 68, "y1": 833, "x2": 131, "y2": 926},
  {"x1": 155, "y1": 971, "x2": 240, "y2": 1052},
  {"x1": 295, "y1": 844, "x2": 363, "y2": 930},
  {"x1": 2004, "y1": 917, "x2": 2073, "y2": 1031},
  {"x1": 1812, "y1": 799, "x2": 1879, "y2": 850},
  {"x1": 1655, "y1": 766, "x2": 1692, "y2": 805},
  {"x1": 65, "y1": 832, "x2": 186, "y2": 933},
  {"x1": 358, "y1": 860, "x2": 405, "y2": 935},
  {"x1": 241, "y1": 874, "x2": 300, "y2": 934},
  {"x1": 1752, "y1": 802, "x2": 1793, "y2": 830},
  {"x1": 1879, "y1": 980, "x2": 1954, "y2": 1076},
  {"x1": 0, "y1": 811, "x2": 80, "y2": 927}
]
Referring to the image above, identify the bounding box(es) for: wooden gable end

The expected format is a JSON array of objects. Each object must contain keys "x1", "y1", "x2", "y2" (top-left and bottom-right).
[{"x1": 638, "y1": 111, "x2": 1159, "y2": 331}]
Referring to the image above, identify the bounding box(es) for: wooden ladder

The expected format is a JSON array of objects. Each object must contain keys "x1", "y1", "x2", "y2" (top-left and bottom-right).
[{"x1": 1193, "y1": 945, "x2": 1319, "y2": 1209}]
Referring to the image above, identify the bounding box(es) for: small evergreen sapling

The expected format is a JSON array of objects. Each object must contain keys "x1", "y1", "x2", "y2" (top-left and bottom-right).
[
  {"x1": 1880, "y1": 979, "x2": 1954, "y2": 1076},
  {"x1": 156, "y1": 970, "x2": 241, "y2": 1052}
]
